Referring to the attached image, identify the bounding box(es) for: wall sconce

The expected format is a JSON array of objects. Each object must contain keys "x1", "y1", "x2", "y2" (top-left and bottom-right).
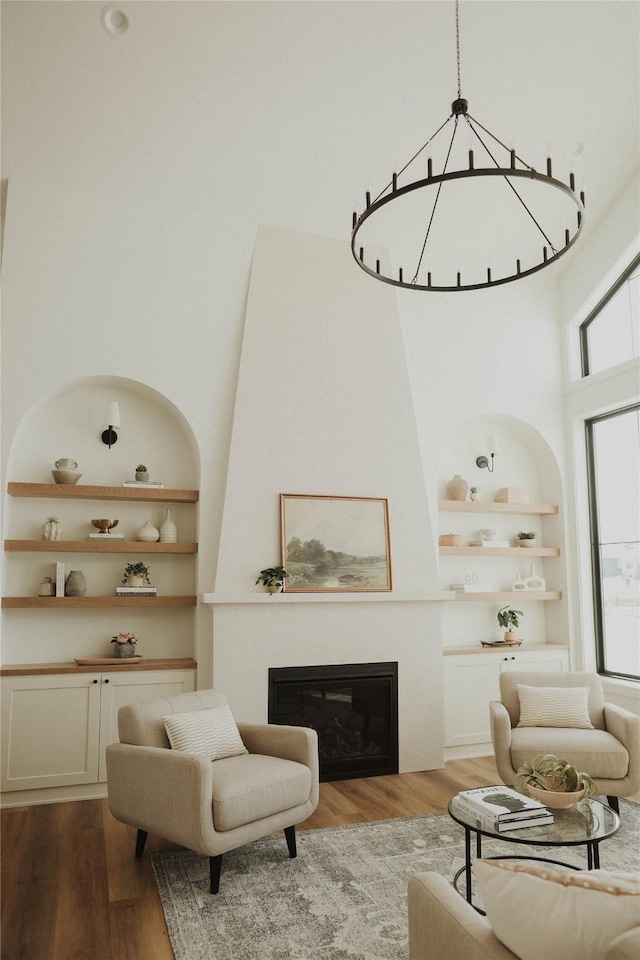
[
  {"x1": 476, "y1": 432, "x2": 501, "y2": 473},
  {"x1": 101, "y1": 401, "x2": 121, "y2": 448}
]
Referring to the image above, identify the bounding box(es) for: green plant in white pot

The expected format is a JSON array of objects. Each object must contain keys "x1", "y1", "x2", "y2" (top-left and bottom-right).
[
  {"x1": 255, "y1": 565, "x2": 289, "y2": 595},
  {"x1": 123, "y1": 561, "x2": 151, "y2": 586},
  {"x1": 135, "y1": 464, "x2": 149, "y2": 481},
  {"x1": 497, "y1": 606, "x2": 523, "y2": 643},
  {"x1": 516, "y1": 530, "x2": 536, "y2": 547},
  {"x1": 514, "y1": 753, "x2": 597, "y2": 809}
]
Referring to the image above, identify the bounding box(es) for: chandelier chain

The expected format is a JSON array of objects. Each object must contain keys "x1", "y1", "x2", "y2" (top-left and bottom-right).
[{"x1": 455, "y1": 0, "x2": 461, "y2": 99}]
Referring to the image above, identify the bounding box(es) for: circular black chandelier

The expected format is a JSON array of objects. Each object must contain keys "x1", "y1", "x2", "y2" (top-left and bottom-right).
[{"x1": 351, "y1": 2, "x2": 585, "y2": 292}]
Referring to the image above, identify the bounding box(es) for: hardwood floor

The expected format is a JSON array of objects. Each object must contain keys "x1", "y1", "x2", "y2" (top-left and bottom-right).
[{"x1": 1, "y1": 757, "x2": 500, "y2": 960}]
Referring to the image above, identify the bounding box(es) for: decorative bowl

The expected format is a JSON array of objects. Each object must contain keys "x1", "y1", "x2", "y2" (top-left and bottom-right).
[
  {"x1": 525, "y1": 784, "x2": 587, "y2": 809},
  {"x1": 52, "y1": 469, "x2": 82, "y2": 485},
  {"x1": 91, "y1": 519, "x2": 119, "y2": 535}
]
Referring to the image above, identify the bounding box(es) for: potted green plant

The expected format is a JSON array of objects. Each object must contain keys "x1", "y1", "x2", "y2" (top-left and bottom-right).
[
  {"x1": 255, "y1": 565, "x2": 289, "y2": 595},
  {"x1": 497, "y1": 606, "x2": 523, "y2": 642},
  {"x1": 516, "y1": 530, "x2": 536, "y2": 547},
  {"x1": 469, "y1": 486, "x2": 479, "y2": 502},
  {"x1": 135, "y1": 464, "x2": 149, "y2": 481},
  {"x1": 123, "y1": 561, "x2": 151, "y2": 587},
  {"x1": 514, "y1": 753, "x2": 597, "y2": 808}
]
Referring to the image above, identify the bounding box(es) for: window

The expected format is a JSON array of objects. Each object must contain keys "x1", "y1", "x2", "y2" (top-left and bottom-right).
[
  {"x1": 585, "y1": 405, "x2": 640, "y2": 681},
  {"x1": 580, "y1": 254, "x2": 640, "y2": 377}
]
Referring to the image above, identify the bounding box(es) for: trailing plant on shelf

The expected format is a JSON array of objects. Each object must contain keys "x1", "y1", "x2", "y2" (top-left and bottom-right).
[
  {"x1": 514, "y1": 753, "x2": 597, "y2": 806},
  {"x1": 255, "y1": 565, "x2": 289, "y2": 595},
  {"x1": 122, "y1": 561, "x2": 151, "y2": 585}
]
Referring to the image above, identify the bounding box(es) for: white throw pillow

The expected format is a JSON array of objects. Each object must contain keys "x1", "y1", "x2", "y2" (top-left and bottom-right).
[
  {"x1": 475, "y1": 859, "x2": 640, "y2": 960},
  {"x1": 163, "y1": 704, "x2": 248, "y2": 760},
  {"x1": 517, "y1": 683, "x2": 594, "y2": 728}
]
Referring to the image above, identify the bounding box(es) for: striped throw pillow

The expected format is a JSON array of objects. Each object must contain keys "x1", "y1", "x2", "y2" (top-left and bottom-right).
[
  {"x1": 517, "y1": 684, "x2": 594, "y2": 728},
  {"x1": 163, "y1": 705, "x2": 248, "y2": 760}
]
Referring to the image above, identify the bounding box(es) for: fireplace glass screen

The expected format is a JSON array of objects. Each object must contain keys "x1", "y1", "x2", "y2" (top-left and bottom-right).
[{"x1": 268, "y1": 662, "x2": 398, "y2": 781}]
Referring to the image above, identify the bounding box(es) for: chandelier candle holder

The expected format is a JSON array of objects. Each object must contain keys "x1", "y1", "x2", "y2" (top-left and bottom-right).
[{"x1": 351, "y1": 1, "x2": 585, "y2": 292}]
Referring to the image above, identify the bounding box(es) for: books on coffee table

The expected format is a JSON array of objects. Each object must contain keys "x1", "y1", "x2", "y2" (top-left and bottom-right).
[
  {"x1": 456, "y1": 785, "x2": 549, "y2": 820},
  {"x1": 453, "y1": 785, "x2": 554, "y2": 831}
]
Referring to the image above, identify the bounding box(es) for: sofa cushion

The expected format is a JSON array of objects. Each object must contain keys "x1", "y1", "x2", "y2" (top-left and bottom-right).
[
  {"x1": 517, "y1": 684, "x2": 593, "y2": 728},
  {"x1": 211, "y1": 753, "x2": 312, "y2": 831},
  {"x1": 163, "y1": 704, "x2": 248, "y2": 761},
  {"x1": 509, "y1": 727, "x2": 629, "y2": 779},
  {"x1": 475, "y1": 860, "x2": 640, "y2": 960}
]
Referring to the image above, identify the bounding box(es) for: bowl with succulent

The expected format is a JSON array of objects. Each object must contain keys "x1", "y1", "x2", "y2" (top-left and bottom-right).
[{"x1": 514, "y1": 753, "x2": 597, "y2": 808}]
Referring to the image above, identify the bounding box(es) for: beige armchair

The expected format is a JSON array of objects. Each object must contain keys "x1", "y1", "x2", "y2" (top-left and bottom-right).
[
  {"x1": 490, "y1": 671, "x2": 640, "y2": 812},
  {"x1": 106, "y1": 689, "x2": 319, "y2": 893}
]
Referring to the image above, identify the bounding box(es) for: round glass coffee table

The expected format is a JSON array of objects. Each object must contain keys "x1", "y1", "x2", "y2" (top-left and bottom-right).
[{"x1": 448, "y1": 791, "x2": 620, "y2": 913}]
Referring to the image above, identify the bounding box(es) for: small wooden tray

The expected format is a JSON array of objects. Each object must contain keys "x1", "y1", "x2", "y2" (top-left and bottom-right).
[
  {"x1": 74, "y1": 656, "x2": 143, "y2": 665},
  {"x1": 480, "y1": 640, "x2": 524, "y2": 648}
]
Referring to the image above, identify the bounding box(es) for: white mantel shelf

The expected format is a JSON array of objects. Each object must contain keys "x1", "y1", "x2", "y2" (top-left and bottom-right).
[{"x1": 201, "y1": 592, "x2": 454, "y2": 604}]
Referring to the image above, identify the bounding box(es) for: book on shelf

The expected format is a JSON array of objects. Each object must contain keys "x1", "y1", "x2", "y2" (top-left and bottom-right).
[
  {"x1": 55, "y1": 561, "x2": 65, "y2": 597},
  {"x1": 116, "y1": 585, "x2": 157, "y2": 595},
  {"x1": 450, "y1": 583, "x2": 491, "y2": 593},
  {"x1": 456, "y1": 785, "x2": 547, "y2": 820},
  {"x1": 88, "y1": 532, "x2": 126, "y2": 540},
  {"x1": 469, "y1": 540, "x2": 511, "y2": 548},
  {"x1": 122, "y1": 480, "x2": 164, "y2": 488}
]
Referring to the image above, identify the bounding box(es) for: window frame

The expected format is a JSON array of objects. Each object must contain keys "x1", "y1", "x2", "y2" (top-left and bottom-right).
[
  {"x1": 579, "y1": 252, "x2": 640, "y2": 378},
  {"x1": 585, "y1": 402, "x2": 640, "y2": 682}
]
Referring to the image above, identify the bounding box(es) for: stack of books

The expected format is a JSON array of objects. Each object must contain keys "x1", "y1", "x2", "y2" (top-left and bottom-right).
[
  {"x1": 122, "y1": 480, "x2": 164, "y2": 489},
  {"x1": 454, "y1": 785, "x2": 554, "y2": 832},
  {"x1": 116, "y1": 585, "x2": 157, "y2": 597},
  {"x1": 469, "y1": 540, "x2": 510, "y2": 548}
]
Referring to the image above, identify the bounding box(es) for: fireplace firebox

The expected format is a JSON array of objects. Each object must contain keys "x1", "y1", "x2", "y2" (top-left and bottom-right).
[{"x1": 268, "y1": 662, "x2": 398, "y2": 782}]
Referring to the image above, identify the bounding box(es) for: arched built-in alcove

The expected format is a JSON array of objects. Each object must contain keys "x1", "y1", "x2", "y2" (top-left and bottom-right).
[
  {"x1": 438, "y1": 413, "x2": 569, "y2": 650},
  {"x1": 2, "y1": 376, "x2": 200, "y2": 665}
]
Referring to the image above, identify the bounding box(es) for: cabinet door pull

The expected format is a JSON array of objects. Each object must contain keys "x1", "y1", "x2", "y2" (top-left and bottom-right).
[
  {"x1": 92, "y1": 678, "x2": 98, "y2": 684},
  {"x1": 104, "y1": 678, "x2": 110, "y2": 684}
]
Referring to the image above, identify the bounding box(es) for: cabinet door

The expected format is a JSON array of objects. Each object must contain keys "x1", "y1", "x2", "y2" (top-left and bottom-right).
[
  {"x1": 444, "y1": 656, "x2": 500, "y2": 748},
  {"x1": 97, "y1": 670, "x2": 195, "y2": 780},
  {"x1": 499, "y1": 651, "x2": 568, "y2": 674},
  {"x1": 1, "y1": 674, "x2": 101, "y2": 791}
]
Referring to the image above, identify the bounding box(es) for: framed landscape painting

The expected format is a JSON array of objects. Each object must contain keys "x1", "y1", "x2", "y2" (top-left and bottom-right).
[{"x1": 280, "y1": 494, "x2": 392, "y2": 592}]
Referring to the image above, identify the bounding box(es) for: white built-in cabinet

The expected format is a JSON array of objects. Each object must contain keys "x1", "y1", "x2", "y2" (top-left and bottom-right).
[
  {"x1": 1, "y1": 666, "x2": 195, "y2": 794},
  {"x1": 443, "y1": 644, "x2": 569, "y2": 759}
]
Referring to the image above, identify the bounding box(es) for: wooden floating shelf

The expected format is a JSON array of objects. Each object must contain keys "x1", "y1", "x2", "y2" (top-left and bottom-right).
[
  {"x1": 0, "y1": 658, "x2": 198, "y2": 677},
  {"x1": 440, "y1": 546, "x2": 560, "y2": 557},
  {"x1": 439, "y1": 500, "x2": 558, "y2": 515},
  {"x1": 7, "y1": 482, "x2": 199, "y2": 503},
  {"x1": 4, "y1": 540, "x2": 198, "y2": 554},
  {"x1": 1, "y1": 596, "x2": 197, "y2": 609},
  {"x1": 453, "y1": 591, "x2": 562, "y2": 601}
]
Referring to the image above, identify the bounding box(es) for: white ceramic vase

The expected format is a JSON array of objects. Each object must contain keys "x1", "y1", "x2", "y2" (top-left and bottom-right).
[
  {"x1": 159, "y1": 508, "x2": 177, "y2": 543},
  {"x1": 136, "y1": 520, "x2": 160, "y2": 542},
  {"x1": 42, "y1": 518, "x2": 61, "y2": 541}
]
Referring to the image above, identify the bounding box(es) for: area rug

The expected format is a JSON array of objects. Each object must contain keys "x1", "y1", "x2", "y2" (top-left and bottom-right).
[{"x1": 151, "y1": 800, "x2": 640, "y2": 960}]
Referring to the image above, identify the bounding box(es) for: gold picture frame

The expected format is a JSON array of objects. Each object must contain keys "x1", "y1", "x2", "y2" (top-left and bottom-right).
[{"x1": 280, "y1": 494, "x2": 392, "y2": 593}]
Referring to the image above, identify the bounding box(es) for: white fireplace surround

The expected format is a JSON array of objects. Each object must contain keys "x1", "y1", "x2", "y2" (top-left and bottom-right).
[{"x1": 202, "y1": 594, "x2": 447, "y2": 773}]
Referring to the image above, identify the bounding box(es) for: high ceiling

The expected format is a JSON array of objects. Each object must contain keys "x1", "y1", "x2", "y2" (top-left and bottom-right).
[{"x1": 3, "y1": 0, "x2": 639, "y2": 289}]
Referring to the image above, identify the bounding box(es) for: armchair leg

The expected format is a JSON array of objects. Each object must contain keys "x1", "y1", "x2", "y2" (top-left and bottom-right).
[
  {"x1": 135, "y1": 829, "x2": 148, "y2": 858},
  {"x1": 210, "y1": 854, "x2": 223, "y2": 894},
  {"x1": 607, "y1": 796, "x2": 620, "y2": 814},
  {"x1": 284, "y1": 825, "x2": 297, "y2": 859}
]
